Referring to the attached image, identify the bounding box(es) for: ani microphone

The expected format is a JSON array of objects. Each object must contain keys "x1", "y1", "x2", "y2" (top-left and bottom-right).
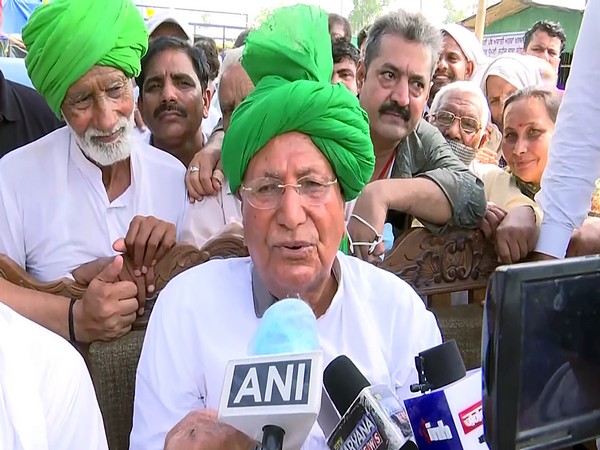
[{"x1": 218, "y1": 298, "x2": 323, "y2": 450}]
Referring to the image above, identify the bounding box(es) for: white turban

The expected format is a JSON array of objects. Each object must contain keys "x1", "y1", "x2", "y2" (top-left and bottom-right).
[
  {"x1": 441, "y1": 24, "x2": 488, "y2": 66},
  {"x1": 441, "y1": 23, "x2": 488, "y2": 83},
  {"x1": 480, "y1": 53, "x2": 544, "y2": 95}
]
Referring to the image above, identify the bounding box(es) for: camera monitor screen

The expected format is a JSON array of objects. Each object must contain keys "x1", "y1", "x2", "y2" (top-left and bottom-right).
[{"x1": 482, "y1": 256, "x2": 600, "y2": 450}]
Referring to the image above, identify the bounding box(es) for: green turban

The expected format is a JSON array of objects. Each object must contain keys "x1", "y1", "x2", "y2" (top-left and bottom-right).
[
  {"x1": 221, "y1": 5, "x2": 375, "y2": 202},
  {"x1": 22, "y1": 0, "x2": 148, "y2": 118}
]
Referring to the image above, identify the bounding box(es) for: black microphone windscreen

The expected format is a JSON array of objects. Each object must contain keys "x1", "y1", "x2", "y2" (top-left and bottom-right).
[
  {"x1": 323, "y1": 355, "x2": 370, "y2": 416},
  {"x1": 421, "y1": 339, "x2": 466, "y2": 389},
  {"x1": 401, "y1": 441, "x2": 419, "y2": 450}
]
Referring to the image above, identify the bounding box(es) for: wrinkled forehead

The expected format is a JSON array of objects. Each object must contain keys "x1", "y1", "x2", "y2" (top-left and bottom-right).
[
  {"x1": 439, "y1": 90, "x2": 482, "y2": 118},
  {"x1": 246, "y1": 132, "x2": 334, "y2": 179},
  {"x1": 66, "y1": 66, "x2": 129, "y2": 98},
  {"x1": 530, "y1": 30, "x2": 562, "y2": 48},
  {"x1": 441, "y1": 33, "x2": 467, "y2": 59},
  {"x1": 373, "y1": 34, "x2": 433, "y2": 77},
  {"x1": 334, "y1": 57, "x2": 357, "y2": 71},
  {"x1": 144, "y1": 48, "x2": 198, "y2": 79}
]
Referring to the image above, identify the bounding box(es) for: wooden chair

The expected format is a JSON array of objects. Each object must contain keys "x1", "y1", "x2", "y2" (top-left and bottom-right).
[
  {"x1": 377, "y1": 227, "x2": 498, "y2": 306},
  {"x1": 0, "y1": 228, "x2": 498, "y2": 449},
  {"x1": 0, "y1": 234, "x2": 248, "y2": 450},
  {"x1": 377, "y1": 227, "x2": 499, "y2": 370}
]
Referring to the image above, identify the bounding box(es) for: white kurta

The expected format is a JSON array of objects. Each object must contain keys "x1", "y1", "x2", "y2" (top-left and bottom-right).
[
  {"x1": 179, "y1": 181, "x2": 242, "y2": 248},
  {"x1": 0, "y1": 127, "x2": 188, "y2": 281},
  {"x1": 130, "y1": 253, "x2": 442, "y2": 450},
  {"x1": 536, "y1": 0, "x2": 600, "y2": 258},
  {"x1": 0, "y1": 302, "x2": 108, "y2": 450}
]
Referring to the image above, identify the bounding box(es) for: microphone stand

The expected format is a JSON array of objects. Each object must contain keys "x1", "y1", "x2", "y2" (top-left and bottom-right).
[{"x1": 261, "y1": 425, "x2": 285, "y2": 450}]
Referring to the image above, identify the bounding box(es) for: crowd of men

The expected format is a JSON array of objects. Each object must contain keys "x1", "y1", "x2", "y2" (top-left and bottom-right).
[{"x1": 1, "y1": 0, "x2": 599, "y2": 448}]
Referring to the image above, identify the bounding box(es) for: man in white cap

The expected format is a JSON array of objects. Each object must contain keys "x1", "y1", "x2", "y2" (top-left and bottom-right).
[
  {"x1": 146, "y1": 9, "x2": 194, "y2": 44},
  {"x1": 429, "y1": 23, "x2": 487, "y2": 107},
  {"x1": 135, "y1": 9, "x2": 196, "y2": 137}
]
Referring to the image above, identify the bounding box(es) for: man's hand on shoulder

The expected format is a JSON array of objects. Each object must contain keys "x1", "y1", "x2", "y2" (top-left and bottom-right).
[
  {"x1": 74, "y1": 255, "x2": 139, "y2": 343},
  {"x1": 164, "y1": 410, "x2": 256, "y2": 450},
  {"x1": 186, "y1": 130, "x2": 225, "y2": 202}
]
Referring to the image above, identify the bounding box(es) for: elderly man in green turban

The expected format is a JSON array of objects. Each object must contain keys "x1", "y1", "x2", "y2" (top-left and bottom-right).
[
  {"x1": 0, "y1": 0, "x2": 189, "y2": 346},
  {"x1": 131, "y1": 6, "x2": 441, "y2": 449}
]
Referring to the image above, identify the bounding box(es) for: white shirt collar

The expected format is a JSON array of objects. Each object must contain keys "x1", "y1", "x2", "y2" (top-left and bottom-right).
[{"x1": 251, "y1": 256, "x2": 342, "y2": 318}]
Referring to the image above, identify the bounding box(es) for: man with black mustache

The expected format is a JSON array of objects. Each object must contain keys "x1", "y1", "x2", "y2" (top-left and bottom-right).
[
  {"x1": 349, "y1": 10, "x2": 486, "y2": 261},
  {"x1": 137, "y1": 37, "x2": 211, "y2": 166}
]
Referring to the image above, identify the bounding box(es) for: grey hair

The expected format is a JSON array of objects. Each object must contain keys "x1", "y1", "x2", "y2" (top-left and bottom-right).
[
  {"x1": 364, "y1": 9, "x2": 442, "y2": 76},
  {"x1": 503, "y1": 86, "x2": 563, "y2": 124},
  {"x1": 430, "y1": 80, "x2": 490, "y2": 129},
  {"x1": 220, "y1": 46, "x2": 245, "y2": 76}
]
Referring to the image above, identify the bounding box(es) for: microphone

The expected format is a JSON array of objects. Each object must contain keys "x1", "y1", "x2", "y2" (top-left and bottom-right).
[
  {"x1": 218, "y1": 298, "x2": 323, "y2": 450},
  {"x1": 410, "y1": 340, "x2": 466, "y2": 394},
  {"x1": 324, "y1": 355, "x2": 418, "y2": 450},
  {"x1": 403, "y1": 341, "x2": 487, "y2": 450}
]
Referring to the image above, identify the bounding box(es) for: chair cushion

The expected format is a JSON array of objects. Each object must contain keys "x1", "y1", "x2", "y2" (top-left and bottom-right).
[
  {"x1": 88, "y1": 330, "x2": 146, "y2": 450},
  {"x1": 431, "y1": 304, "x2": 484, "y2": 370}
]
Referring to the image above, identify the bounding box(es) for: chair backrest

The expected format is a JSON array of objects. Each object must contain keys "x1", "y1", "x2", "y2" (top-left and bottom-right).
[
  {"x1": 377, "y1": 227, "x2": 498, "y2": 307},
  {"x1": 0, "y1": 228, "x2": 496, "y2": 449},
  {"x1": 0, "y1": 233, "x2": 248, "y2": 329}
]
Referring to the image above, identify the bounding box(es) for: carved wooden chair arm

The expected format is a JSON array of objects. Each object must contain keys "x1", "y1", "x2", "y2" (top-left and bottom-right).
[
  {"x1": 376, "y1": 227, "x2": 498, "y2": 298},
  {"x1": 0, "y1": 233, "x2": 248, "y2": 329}
]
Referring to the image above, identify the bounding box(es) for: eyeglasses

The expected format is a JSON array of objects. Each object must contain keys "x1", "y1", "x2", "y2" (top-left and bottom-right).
[
  {"x1": 240, "y1": 176, "x2": 338, "y2": 210},
  {"x1": 433, "y1": 110, "x2": 481, "y2": 134}
]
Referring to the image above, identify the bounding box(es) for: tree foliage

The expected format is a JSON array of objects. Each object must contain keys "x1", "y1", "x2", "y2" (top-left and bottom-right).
[
  {"x1": 253, "y1": 7, "x2": 276, "y2": 27},
  {"x1": 348, "y1": 0, "x2": 390, "y2": 33},
  {"x1": 443, "y1": 0, "x2": 478, "y2": 23},
  {"x1": 444, "y1": 0, "x2": 477, "y2": 23}
]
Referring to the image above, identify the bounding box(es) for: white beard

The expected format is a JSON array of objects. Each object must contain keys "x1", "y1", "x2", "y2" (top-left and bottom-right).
[{"x1": 67, "y1": 114, "x2": 134, "y2": 167}]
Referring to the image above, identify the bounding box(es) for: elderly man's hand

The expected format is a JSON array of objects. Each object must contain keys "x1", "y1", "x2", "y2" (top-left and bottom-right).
[
  {"x1": 474, "y1": 146, "x2": 498, "y2": 165},
  {"x1": 164, "y1": 410, "x2": 256, "y2": 450},
  {"x1": 347, "y1": 182, "x2": 387, "y2": 262},
  {"x1": 120, "y1": 215, "x2": 177, "y2": 273},
  {"x1": 479, "y1": 202, "x2": 508, "y2": 241},
  {"x1": 112, "y1": 216, "x2": 177, "y2": 309},
  {"x1": 73, "y1": 252, "x2": 154, "y2": 316},
  {"x1": 74, "y1": 255, "x2": 139, "y2": 343},
  {"x1": 567, "y1": 217, "x2": 600, "y2": 257},
  {"x1": 72, "y1": 257, "x2": 113, "y2": 286},
  {"x1": 186, "y1": 131, "x2": 225, "y2": 202},
  {"x1": 494, "y1": 206, "x2": 538, "y2": 264}
]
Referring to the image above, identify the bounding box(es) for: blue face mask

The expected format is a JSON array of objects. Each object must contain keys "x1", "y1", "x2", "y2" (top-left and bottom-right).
[{"x1": 383, "y1": 223, "x2": 394, "y2": 252}]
